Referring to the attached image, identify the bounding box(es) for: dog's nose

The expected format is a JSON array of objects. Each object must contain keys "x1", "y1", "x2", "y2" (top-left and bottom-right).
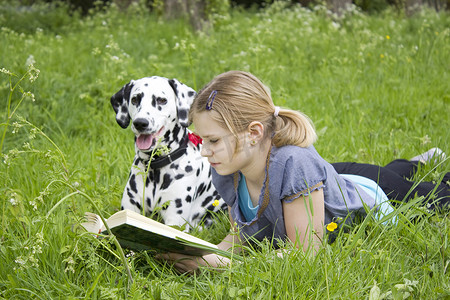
[{"x1": 133, "y1": 118, "x2": 149, "y2": 131}]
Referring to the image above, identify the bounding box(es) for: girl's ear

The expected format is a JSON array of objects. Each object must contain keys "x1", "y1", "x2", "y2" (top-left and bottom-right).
[{"x1": 247, "y1": 121, "x2": 265, "y2": 141}]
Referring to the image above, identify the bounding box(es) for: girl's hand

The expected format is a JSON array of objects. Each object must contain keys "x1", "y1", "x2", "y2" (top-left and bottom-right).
[
  {"x1": 157, "y1": 252, "x2": 202, "y2": 274},
  {"x1": 157, "y1": 252, "x2": 231, "y2": 274}
]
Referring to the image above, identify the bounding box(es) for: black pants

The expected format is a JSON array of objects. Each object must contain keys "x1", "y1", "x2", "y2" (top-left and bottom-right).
[{"x1": 332, "y1": 160, "x2": 450, "y2": 210}]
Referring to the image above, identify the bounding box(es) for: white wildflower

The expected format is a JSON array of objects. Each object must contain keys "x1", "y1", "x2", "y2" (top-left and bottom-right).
[
  {"x1": 26, "y1": 55, "x2": 36, "y2": 67},
  {"x1": 24, "y1": 91, "x2": 35, "y2": 102},
  {"x1": 10, "y1": 197, "x2": 18, "y2": 206},
  {"x1": 64, "y1": 256, "x2": 76, "y2": 273},
  {"x1": 15, "y1": 256, "x2": 26, "y2": 266},
  {"x1": 0, "y1": 68, "x2": 13, "y2": 75}
]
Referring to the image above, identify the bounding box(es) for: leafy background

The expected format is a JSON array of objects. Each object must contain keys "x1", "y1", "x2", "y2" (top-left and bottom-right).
[{"x1": 1, "y1": 0, "x2": 449, "y2": 298}]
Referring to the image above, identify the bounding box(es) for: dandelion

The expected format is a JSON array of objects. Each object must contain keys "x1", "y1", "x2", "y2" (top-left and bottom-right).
[
  {"x1": 380, "y1": 54, "x2": 385, "y2": 59},
  {"x1": 386, "y1": 35, "x2": 390, "y2": 40},
  {"x1": 326, "y1": 222, "x2": 338, "y2": 232},
  {"x1": 212, "y1": 200, "x2": 220, "y2": 207}
]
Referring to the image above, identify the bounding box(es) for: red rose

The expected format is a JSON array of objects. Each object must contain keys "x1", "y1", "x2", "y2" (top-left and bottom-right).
[{"x1": 188, "y1": 133, "x2": 202, "y2": 146}]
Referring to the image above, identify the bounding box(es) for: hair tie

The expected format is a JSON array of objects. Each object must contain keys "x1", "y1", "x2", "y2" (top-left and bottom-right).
[
  {"x1": 206, "y1": 90, "x2": 217, "y2": 110},
  {"x1": 274, "y1": 106, "x2": 280, "y2": 117}
]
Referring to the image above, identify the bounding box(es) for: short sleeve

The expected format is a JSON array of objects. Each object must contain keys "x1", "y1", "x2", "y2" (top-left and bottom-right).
[
  {"x1": 211, "y1": 168, "x2": 237, "y2": 207},
  {"x1": 270, "y1": 146, "x2": 326, "y2": 203}
]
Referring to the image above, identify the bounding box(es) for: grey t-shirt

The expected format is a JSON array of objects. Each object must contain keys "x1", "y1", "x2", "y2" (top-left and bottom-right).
[{"x1": 212, "y1": 145, "x2": 375, "y2": 245}]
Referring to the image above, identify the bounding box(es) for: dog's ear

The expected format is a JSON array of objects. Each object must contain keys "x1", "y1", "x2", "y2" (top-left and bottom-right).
[
  {"x1": 110, "y1": 81, "x2": 134, "y2": 128},
  {"x1": 168, "y1": 78, "x2": 197, "y2": 127}
]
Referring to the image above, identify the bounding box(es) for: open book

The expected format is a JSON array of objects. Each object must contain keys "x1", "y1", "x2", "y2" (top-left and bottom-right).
[{"x1": 81, "y1": 209, "x2": 218, "y2": 256}]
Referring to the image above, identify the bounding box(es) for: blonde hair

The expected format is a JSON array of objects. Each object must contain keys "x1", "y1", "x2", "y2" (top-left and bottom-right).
[{"x1": 189, "y1": 71, "x2": 317, "y2": 148}]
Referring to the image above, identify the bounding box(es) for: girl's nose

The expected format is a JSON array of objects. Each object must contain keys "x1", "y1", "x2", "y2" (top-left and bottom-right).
[{"x1": 201, "y1": 147, "x2": 212, "y2": 157}]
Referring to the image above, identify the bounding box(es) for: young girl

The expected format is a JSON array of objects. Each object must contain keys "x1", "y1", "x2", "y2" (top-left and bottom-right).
[{"x1": 158, "y1": 71, "x2": 449, "y2": 273}]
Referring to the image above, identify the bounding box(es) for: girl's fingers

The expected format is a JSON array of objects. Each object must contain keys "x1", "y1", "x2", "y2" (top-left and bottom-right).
[{"x1": 156, "y1": 252, "x2": 200, "y2": 274}]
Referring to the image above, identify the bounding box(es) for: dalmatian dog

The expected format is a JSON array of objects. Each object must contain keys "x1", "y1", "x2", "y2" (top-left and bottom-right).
[{"x1": 110, "y1": 76, "x2": 226, "y2": 230}]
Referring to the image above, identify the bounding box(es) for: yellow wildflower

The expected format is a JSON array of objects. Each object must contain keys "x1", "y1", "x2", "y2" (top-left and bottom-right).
[
  {"x1": 326, "y1": 222, "x2": 338, "y2": 232},
  {"x1": 212, "y1": 200, "x2": 220, "y2": 207},
  {"x1": 386, "y1": 35, "x2": 390, "y2": 40}
]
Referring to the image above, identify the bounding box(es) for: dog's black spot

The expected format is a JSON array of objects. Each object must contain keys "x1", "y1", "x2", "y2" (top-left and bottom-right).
[
  {"x1": 177, "y1": 210, "x2": 183, "y2": 214},
  {"x1": 202, "y1": 196, "x2": 213, "y2": 207},
  {"x1": 170, "y1": 164, "x2": 179, "y2": 170},
  {"x1": 187, "y1": 186, "x2": 192, "y2": 191},
  {"x1": 153, "y1": 169, "x2": 161, "y2": 184},
  {"x1": 130, "y1": 198, "x2": 142, "y2": 210},
  {"x1": 192, "y1": 213, "x2": 200, "y2": 220},
  {"x1": 175, "y1": 198, "x2": 182, "y2": 208},
  {"x1": 151, "y1": 95, "x2": 157, "y2": 108},
  {"x1": 171, "y1": 125, "x2": 181, "y2": 142},
  {"x1": 129, "y1": 174, "x2": 137, "y2": 193},
  {"x1": 196, "y1": 169, "x2": 200, "y2": 177},
  {"x1": 134, "y1": 158, "x2": 142, "y2": 166},
  {"x1": 145, "y1": 83, "x2": 148, "y2": 87},
  {"x1": 185, "y1": 165, "x2": 193, "y2": 173},
  {"x1": 146, "y1": 197, "x2": 151, "y2": 207},
  {"x1": 196, "y1": 183, "x2": 206, "y2": 197},
  {"x1": 208, "y1": 167, "x2": 212, "y2": 177},
  {"x1": 206, "y1": 204, "x2": 216, "y2": 211},
  {"x1": 168, "y1": 79, "x2": 178, "y2": 93},
  {"x1": 161, "y1": 174, "x2": 172, "y2": 190},
  {"x1": 178, "y1": 109, "x2": 187, "y2": 122},
  {"x1": 127, "y1": 188, "x2": 134, "y2": 199},
  {"x1": 188, "y1": 91, "x2": 195, "y2": 97},
  {"x1": 186, "y1": 195, "x2": 192, "y2": 203},
  {"x1": 175, "y1": 174, "x2": 184, "y2": 180}
]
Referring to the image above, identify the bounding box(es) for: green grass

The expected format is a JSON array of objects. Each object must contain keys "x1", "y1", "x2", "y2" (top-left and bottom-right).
[{"x1": 1, "y1": 1, "x2": 449, "y2": 299}]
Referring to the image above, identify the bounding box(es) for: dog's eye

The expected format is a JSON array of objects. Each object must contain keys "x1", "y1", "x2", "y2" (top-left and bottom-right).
[
  {"x1": 131, "y1": 97, "x2": 138, "y2": 105},
  {"x1": 157, "y1": 97, "x2": 167, "y2": 105}
]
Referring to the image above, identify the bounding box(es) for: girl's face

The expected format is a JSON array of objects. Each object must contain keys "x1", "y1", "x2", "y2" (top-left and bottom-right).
[{"x1": 193, "y1": 112, "x2": 252, "y2": 176}]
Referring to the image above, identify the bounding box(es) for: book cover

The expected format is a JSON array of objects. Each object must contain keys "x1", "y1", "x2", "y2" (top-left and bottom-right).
[{"x1": 81, "y1": 209, "x2": 218, "y2": 256}]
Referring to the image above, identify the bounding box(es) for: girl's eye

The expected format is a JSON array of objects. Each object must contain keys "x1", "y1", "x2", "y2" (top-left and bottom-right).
[{"x1": 209, "y1": 139, "x2": 219, "y2": 144}]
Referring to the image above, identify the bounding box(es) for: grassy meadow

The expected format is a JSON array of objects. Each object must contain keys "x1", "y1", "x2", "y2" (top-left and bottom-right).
[{"x1": 1, "y1": 1, "x2": 449, "y2": 298}]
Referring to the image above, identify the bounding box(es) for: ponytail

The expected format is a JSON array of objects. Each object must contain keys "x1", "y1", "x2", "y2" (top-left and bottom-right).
[{"x1": 272, "y1": 108, "x2": 317, "y2": 148}]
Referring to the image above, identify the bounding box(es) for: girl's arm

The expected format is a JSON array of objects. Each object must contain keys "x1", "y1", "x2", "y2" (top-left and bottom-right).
[{"x1": 282, "y1": 184, "x2": 325, "y2": 253}]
